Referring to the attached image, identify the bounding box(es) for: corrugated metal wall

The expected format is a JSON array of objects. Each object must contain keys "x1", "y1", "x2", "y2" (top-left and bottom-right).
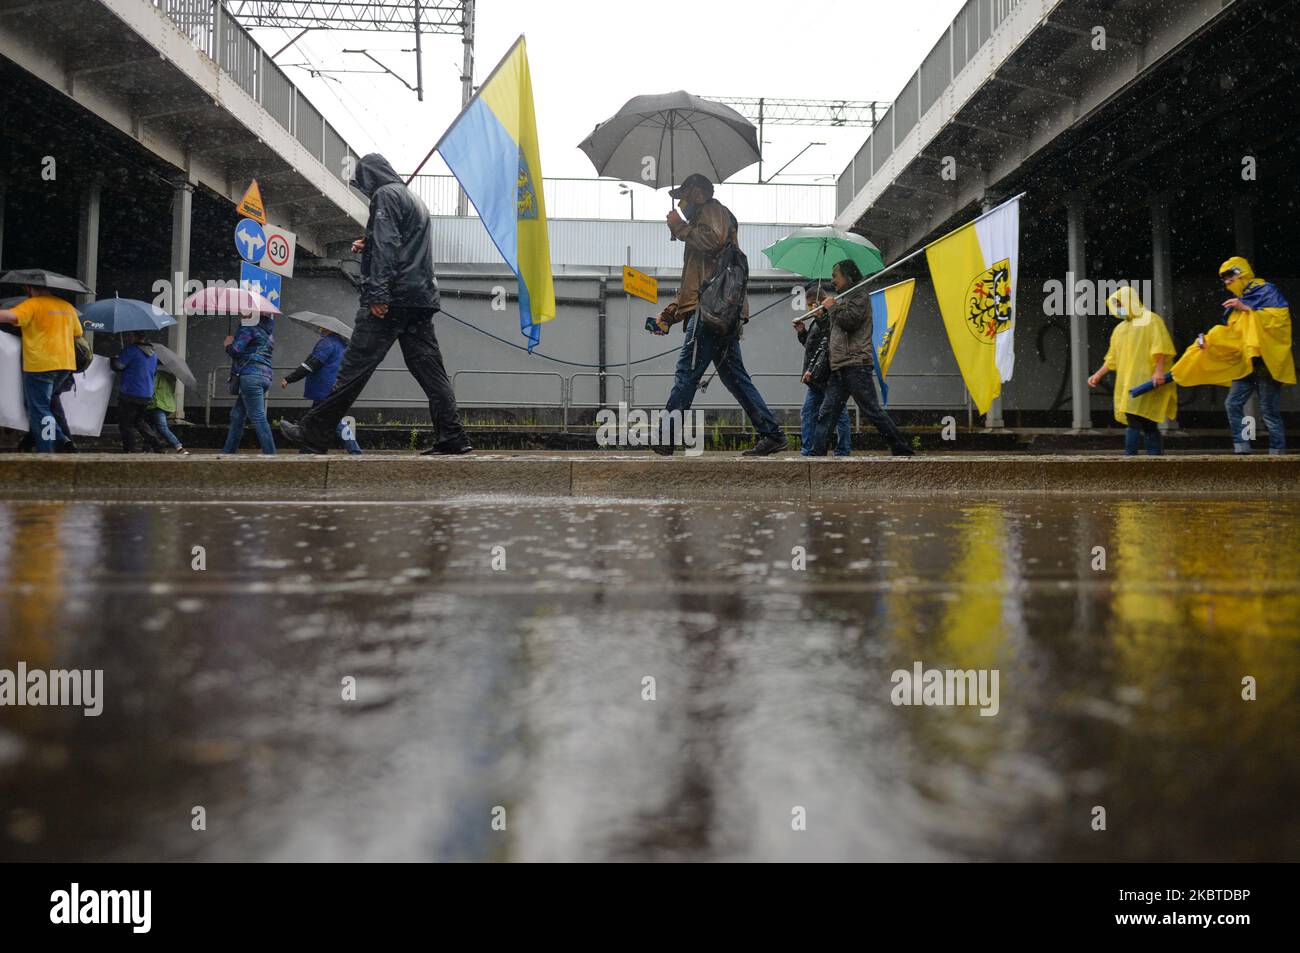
[{"x1": 428, "y1": 218, "x2": 817, "y2": 273}]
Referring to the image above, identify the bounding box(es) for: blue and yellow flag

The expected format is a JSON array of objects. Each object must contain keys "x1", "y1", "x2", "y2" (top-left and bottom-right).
[
  {"x1": 436, "y1": 36, "x2": 555, "y2": 350},
  {"x1": 868, "y1": 279, "x2": 916, "y2": 406}
]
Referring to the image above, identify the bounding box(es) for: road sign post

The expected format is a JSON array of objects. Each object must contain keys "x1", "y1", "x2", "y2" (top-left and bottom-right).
[{"x1": 622, "y1": 259, "x2": 658, "y2": 406}]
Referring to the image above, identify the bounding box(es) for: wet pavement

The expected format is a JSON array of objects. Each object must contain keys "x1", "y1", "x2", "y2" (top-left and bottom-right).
[{"x1": 0, "y1": 495, "x2": 1297, "y2": 862}]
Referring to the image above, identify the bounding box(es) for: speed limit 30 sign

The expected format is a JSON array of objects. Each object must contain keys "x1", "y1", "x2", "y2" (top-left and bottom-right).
[{"x1": 260, "y1": 223, "x2": 297, "y2": 278}]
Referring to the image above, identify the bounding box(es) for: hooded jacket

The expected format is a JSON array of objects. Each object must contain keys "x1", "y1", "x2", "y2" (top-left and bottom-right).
[
  {"x1": 1103, "y1": 287, "x2": 1177, "y2": 426},
  {"x1": 112, "y1": 342, "x2": 158, "y2": 399},
  {"x1": 351, "y1": 153, "x2": 439, "y2": 310},
  {"x1": 1218, "y1": 256, "x2": 1294, "y2": 385}
]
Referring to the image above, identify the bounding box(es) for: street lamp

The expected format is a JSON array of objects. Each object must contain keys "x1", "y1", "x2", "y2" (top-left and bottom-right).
[{"x1": 618, "y1": 183, "x2": 634, "y2": 220}]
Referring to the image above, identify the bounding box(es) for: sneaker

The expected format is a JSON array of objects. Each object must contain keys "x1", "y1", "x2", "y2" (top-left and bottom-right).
[
  {"x1": 890, "y1": 445, "x2": 916, "y2": 457},
  {"x1": 175, "y1": 446, "x2": 190, "y2": 456},
  {"x1": 650, "y1": 443, "x2": 675, "y2": 456},
  {"x1": 741, "y1": 435, "x2": 788, "y2": 457},
  {"x1": 55, "y1": 441, "x2": 78, "y2": 454},
  {"x1": 279, "y1": 420, "x2": 329, "y2": 455},
  {"x1": 421, "y1": 438, "x2": 474, "y2": 456}
]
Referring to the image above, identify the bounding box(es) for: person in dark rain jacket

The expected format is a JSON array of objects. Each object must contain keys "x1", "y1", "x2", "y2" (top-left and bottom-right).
[
  {"x1": 795, "y1": 282, "x2": 851, "y2": 456},
  {"x1": 810, "y1": 259, "x2": 914, "y2": 457},
  {"x1": 278, "y1": 153, "x2": 470, "y2": 456},
  {"x1": 281, "y1": 329, "x2": 361, "y2": 454}
]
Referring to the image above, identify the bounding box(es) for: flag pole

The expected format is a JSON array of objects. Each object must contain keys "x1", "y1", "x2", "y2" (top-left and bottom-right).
[
  {"x1": 405, "y1": 34, "x2": 527, "y2": 184},
  {"x1": 812, "y1": 193, "x2": 1026, "y2": 310}
]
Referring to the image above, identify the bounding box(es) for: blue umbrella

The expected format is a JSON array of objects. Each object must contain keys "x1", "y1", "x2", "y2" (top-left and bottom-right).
[{"x1": 80, "y1": 296, "x2": 176, "y2": 334}]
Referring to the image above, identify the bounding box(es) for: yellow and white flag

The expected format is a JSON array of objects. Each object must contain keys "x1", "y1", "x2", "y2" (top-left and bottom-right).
[{"x1": 924, "y1": 197, "x2": 1020, "y2": 414}]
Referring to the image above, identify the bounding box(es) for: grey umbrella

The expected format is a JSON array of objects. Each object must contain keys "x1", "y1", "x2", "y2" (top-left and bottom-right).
[
  {"x1": 287, "y1": 310, "x2": 354, "y2": 340},
  {"x1": 578, "y1": 91, "x2": 760, "y2": 191},
  {"x1": 0, "y1": 269, "x2": 93, "y2": 294},
  {"x1": 152, "y1": 342, "x2": 197, "y2": 390}
]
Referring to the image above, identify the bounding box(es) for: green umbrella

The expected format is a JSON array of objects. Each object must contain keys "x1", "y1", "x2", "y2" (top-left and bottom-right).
[{"x1": 762, "y1": 226, "x2": 884, "y2": 279}]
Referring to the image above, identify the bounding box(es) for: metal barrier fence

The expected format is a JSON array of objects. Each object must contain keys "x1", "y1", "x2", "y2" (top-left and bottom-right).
[
  {"x1": 206, "y1": 366, "x2": 972, "y2": 431},
  {"x1": 151, "y1": 0, "x2": 358, "y2": 183}
]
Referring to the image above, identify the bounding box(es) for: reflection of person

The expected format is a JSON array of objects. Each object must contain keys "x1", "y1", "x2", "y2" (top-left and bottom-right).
[
  {"x1": 794, "y1": 283, "x2": 850, "y2": 456},
  {"x1": 1087, "y1": 287, "x2": 1176, "y2": 456},
  {"x1": 1218, "y1": 257, "x2": 1293, "y2": 454},
  {"x1": 810, "y1": 260, "x2": 913, "y2": 456},
  {"x1": 650, "y1": 172, "x2": 786, "y2": 457},
  {"x1": 280, "y1": 153, "x2": 470, "y2": 456},
  {"x1": 281, "y1": 328, "x2": 361, "y2": 454},
  {"x1": 0, "y1": 284, "x2": 82, "y2": 453},
  {"x1": 112, "y1": 332, "x2": 165, "y2": 453},
  {"x1": 221, "y1": 315, "x2": 277, "y2": 455}
]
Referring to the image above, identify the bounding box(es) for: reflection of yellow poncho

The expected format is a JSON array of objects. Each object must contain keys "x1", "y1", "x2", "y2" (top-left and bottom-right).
[
  {"x1": 1173, "y1": 258, "x2": 1295, "y2": 387},
  {"x1": 1103, "y1": 288, "x2": 1177, "y2": 425}
]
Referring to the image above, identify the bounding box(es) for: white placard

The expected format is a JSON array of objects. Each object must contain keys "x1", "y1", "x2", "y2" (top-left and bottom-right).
[
  {"x1": 0, "y1": 333, "x2": 113, "y2": 438},
  {"x1": 261, "y1": 222, "x2": 297, "y2": 278}
]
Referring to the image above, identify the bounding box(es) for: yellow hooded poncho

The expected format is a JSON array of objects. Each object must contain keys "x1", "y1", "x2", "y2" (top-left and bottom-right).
[
  {"x1": 1172, "y1": 257, "x2": 1295, "y2": 387},
  {"x1": 1103, "y1": 286, "x2": 1177, "y2": 425}
]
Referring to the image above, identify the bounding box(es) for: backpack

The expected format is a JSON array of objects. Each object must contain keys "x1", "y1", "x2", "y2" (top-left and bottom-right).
[
  {"x1": 696, "y1": 212, "x2": 748, "y2": 339},
  {"x1": 74, "y1": 335, "x2": 93, "y2": 373}
]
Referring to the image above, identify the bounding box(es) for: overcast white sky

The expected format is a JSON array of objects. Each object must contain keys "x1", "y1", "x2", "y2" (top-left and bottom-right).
[{"x1": 248, "y1": 0, "x2": 967, "y2": 185}]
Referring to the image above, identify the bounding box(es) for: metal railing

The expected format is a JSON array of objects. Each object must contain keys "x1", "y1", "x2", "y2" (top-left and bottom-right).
[
  {"x1": 837, "y1": 0, "x2": 1024, "y2": 212},
  {"x1": 151, "y1": 1, "x2": 359, "y2": 183},
  {"x1": 206, "y1": 366, "x2": 973, "y2": 431}
]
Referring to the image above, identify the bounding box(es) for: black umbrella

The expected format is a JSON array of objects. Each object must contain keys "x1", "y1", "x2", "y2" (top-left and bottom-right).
[
  {"x1": 578, "y1": 91, "x2": 761, "y2": 191},
  {"x1": 287, "y1": 310, "x2": 353, "y2": 340},
  {"x1": 152, "y1": 342, "x2": 197, "y2": 390},
  {"x1": 0, "y1": 269, "x2": 93, "y2": 294}
]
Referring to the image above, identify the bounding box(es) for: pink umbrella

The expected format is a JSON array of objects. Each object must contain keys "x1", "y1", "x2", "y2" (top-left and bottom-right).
[{"x1": 182, "y1": 286, "x2": 281, "y2": 318}]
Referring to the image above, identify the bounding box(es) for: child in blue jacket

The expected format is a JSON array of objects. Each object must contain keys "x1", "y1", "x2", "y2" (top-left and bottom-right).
[
  {"x1": 281, "y1": 329, "x2": 361, "y2": 454},
  {"x1": 111, "y1": 332, "x2": 164, "y2": 453}
]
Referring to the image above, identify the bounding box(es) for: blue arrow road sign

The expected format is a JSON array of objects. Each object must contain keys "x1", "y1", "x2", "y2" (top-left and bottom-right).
[
  {"x1": 240, "y1": 262, "x2": 282, "y2": 309},
  {"x1": 235, "y1": 218, "x2": 266, "y2": 263}
]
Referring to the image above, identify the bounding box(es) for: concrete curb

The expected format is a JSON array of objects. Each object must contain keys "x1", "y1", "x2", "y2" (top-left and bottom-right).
[{"x1": 0, "y1": 453, "x2": 1296, "y2": 501}]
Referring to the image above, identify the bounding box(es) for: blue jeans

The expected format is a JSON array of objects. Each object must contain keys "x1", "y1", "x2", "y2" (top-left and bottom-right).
[
  {"x1": 223, "y1": 376, "x2": 277, "y2": 455},
  {"x1": 811, "y1": 364, "x2": 910, "y2": 455},
  {"x1": 149, "y1": 410, "x2": 183, "y2": 450},
  {"x1": 662, "y1": 315, "x2": 781, "y2": 444},
  {"x1": 1226, "y1": 359, "x2": 1285, "y2": 452},
  {"x1": 801, "y1": 384, "x2": 851, "y2": 455},
  {"x1": 1124, "y1": 414, "x2": 1162, "y2": 456},
  {"x1": 23, "y1": 370, "x2": 72, "y2": 453}
]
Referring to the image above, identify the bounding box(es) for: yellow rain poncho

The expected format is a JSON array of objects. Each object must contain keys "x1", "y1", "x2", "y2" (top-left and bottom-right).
[
  {"x1": 1176, "y1": 257, "x2": 1296, "y2": 387},
  {"x1": 1103, "y1": 286, "x2": 1177, "y2": 425}
]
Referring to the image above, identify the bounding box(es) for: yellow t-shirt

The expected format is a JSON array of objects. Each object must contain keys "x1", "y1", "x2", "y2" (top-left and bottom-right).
[{"x1": 11, "y1": 295, "x2": 83, "y2": 372}]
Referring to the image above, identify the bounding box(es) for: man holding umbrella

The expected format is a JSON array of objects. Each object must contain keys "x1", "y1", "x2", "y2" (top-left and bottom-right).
[
  {"x1": 649, "y1": 174, "x2": 787, "y2": 456},
  {"x1": 0, "y1": 281, "x2": 84, "y2": 453}
]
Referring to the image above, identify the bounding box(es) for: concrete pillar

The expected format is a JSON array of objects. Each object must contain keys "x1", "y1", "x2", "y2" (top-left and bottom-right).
[
  {"x1": 1066, "y1": 193, "x2": 1091, "y2": 430},
  {"x1": 1150, "y1": 193, "x2": 1177, "y2": 432},
  {"x1": 170, "y1": 176, "x2": 195, "y2": 418},
  {"x1": 1233, "y1": 199, "x2": 1256, "y2": 262},
  {"x1": 77, "y1": 177, "x2": 102, "y2": 307}
]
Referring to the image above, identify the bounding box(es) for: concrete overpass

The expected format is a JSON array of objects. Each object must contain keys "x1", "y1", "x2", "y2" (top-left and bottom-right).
[
  {"x1": 0, "y1": 0, "x2": 369, "y2": 408},
  {"x1": 834, "y1": 0, "x2": 1300, "y2": 428}
]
